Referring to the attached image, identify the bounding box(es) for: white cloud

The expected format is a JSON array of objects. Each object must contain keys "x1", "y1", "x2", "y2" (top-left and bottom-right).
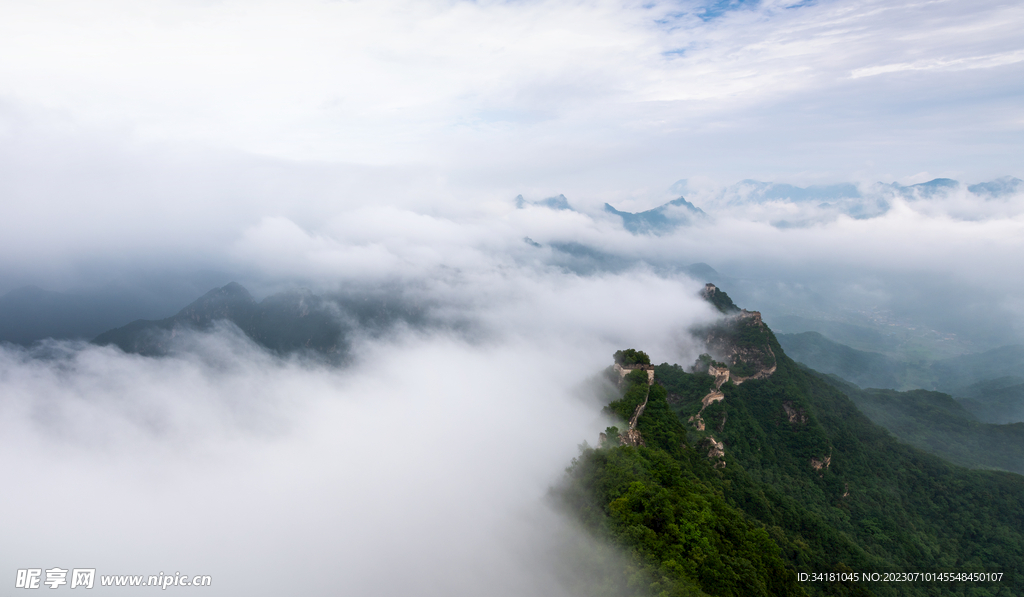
[
  {"x1": 0, "y1": 261, "x2": 721, "y2": 595},
  {"x1": 850, "y1": 49, "x2": 1024, "y2": 79},
  {"x1": 0, "y1": 0, "x2": 1020, "y2": 182}
]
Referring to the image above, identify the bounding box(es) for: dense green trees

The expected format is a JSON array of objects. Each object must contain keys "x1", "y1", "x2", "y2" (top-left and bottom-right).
[
  {"x1": 564, "y1": 368, "x2": 802, "y2": 596},
  {"x1": 705, "y1": 286, "x2": 740, "y2": 314},
  {"x1": 616, "y1": 349, "x2": 652, "y2": 366},
  {"x1": 813, "y1": 374, "x2": 1024, "y2": 475}
]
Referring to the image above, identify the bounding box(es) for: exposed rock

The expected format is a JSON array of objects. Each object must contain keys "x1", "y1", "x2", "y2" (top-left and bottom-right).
[
  {"x1": 705, "y1": 436, "x2": 726, "y2": 467},
  {"x1": 619, "y1": 428, "x2": 645, "y2": 447},
  {"x1": 810, "y1": 453, "x2": 832, "y2": 472},
  {"x1": 688, "y1": 414, "x2": 705, "y2": 431},
  {"x1": 701, "y1": 307, "x2": 778, "y2": 385},
  {"x1": 782, "y1": 401, "x2": 807, "y2": 424},
  {"x1": 732, "y1": 361, "x2": 777, "y2": 385}
]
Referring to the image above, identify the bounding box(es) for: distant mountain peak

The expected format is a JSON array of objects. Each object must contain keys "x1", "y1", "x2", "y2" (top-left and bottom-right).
[
  {"x1": 604, "y1": 196, "x2": 705, "y2": 235},
  {"x1": 968, "y1": 176, "x2": 1023, "y2": 198},
  {"x1": 93, "y1": 283, "x2": 345, "y2": 358},
  {"x1": 220, "y1": 281, "x2": 253, "y2": 296},
  {"x1": 177, "y1": 282, "x2": 257, "y2": 326},
  {"x1": 515, "y1": 194, "x2": 574, "y2": 211},
  {"x1": 730, "y1": 180, "x2": 862, "y2": 202}
]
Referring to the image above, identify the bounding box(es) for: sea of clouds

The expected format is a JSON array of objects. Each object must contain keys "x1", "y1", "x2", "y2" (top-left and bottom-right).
[
  {"x1": 3, "y1": 167, "x2": 1022, "y2": 592},
  {"x1": 0, "y1": 261, "x2": 719, "y2": 595},
  {"x1": 2, "y1": 0, "x2": 1023, "y2": 593}
]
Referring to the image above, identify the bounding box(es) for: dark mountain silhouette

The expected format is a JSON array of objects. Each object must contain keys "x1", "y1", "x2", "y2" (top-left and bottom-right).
[
  {"x1": 93, "y1": 283, "x2": 346, "y2": 357},
  {"x1": 776, "y1": 331, "x2": 905, "y2": 390}
]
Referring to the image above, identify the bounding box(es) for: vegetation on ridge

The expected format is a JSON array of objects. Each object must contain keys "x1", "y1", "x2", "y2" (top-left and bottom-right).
[
  {"x1": 702, "y1": 284, "x2": 740, "y2": 314},
  {"x1": 812, "y1": 374, "x2": 1024, "y2": 475},
  {"x1": 616, "y1": 349, "x2": 653, "y2": 367},
  {"x1": 558, "y1": 329, "x2": 1024, "y2": 596},
  {"x1": 562, "y1": 367, "x2": 802, "y2": 596}
]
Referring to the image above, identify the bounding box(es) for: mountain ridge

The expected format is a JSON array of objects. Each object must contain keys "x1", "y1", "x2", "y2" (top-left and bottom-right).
[
  {"x1": 558, "y1": 287, "x2": 1024, "y2": 596},
  {"x1": 511, "y1": 175, "x2": 1021, "y2": 238},
  {"x1": 603, "y1": 196, "x2": 707, "y2": 235},
  {"x1": 93, "y1": 282, "x2": 347, "y2": 358}
]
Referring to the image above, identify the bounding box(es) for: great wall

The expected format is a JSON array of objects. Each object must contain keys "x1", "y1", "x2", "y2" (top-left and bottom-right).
[{"x1": 608, "y1": 284, "x2": 782, "y2": 466}]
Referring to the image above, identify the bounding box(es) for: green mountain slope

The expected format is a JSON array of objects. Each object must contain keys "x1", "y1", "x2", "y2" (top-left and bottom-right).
[
  {"x1": 558, "y1": 296, "x2": 1024, "y2": 597},
  {"x1": 778, "y1": 332, "x2": 1024, "y2": 423},
  {"x1": 776, "y1": 332, "x2": 906, "y2": 390},
  {"x1": 930, "y1": 346, "x2": 1024, "y2": 393},
  {"x1": 808, "y1": 374, "x2": 1024, "y2": 475}
]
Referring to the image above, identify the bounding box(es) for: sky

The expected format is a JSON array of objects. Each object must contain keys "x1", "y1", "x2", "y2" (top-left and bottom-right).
[
  {"x1": 1, "y1": 0, "x2": 1023, "y2": 594},
  {"x1": 0, "y1": 0, "x2": 1021, "y2": 184}
]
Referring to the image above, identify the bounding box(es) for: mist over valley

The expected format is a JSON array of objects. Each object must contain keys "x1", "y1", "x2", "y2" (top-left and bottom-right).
[{"x1": 3, "y1": 0, "x2": 1024, "y2": 594}]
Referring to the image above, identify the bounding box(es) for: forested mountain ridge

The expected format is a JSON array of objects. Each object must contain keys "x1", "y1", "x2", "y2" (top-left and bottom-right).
[
  {"x1": 774, "y1": 332, "x2": 1024, "y2": 467},
  {"x1": 93, "y1": 282, "x2": 346, "y2": 357},
  {"x1": 955, "y1": 378, "x2": 1024, "y2": 425},
  {"x1": 558, "y1": 288, "x2": 1023, "y2": 597},
  {"x1": 91, "y1": 282, "x2": 441, "y2": 358},
  {"x1": 776, "y1": 331, "x2": 1024, "y2": 403},
  {"x1": 811, "y1": 374, "x2": 1024, "y2": 475}
]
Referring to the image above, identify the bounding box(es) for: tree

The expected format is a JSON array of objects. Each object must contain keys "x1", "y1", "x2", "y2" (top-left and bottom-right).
[{"x1": 614, "y1": 348, "x2": 651, "y2": 366}]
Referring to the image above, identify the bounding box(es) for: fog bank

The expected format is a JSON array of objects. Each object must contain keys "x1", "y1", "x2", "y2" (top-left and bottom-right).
[{"x1": 0, "y1": 268, "x2": 717, "y2": 595}]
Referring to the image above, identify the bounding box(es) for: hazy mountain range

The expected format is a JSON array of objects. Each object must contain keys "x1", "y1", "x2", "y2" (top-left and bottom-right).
[
  {"x1": 92, "y1": 283, "x2": 348, "y2": 358},
  {"x1": 88, "y1": 282, "x2": 443, "y2": 361},
  {"x1": 777, "y1": 331, "x2": 1024, "y2": 424},
  {"x1": 517, "y1": 176, "x2": 1023, "y2": 235},
  {"x1": 22, "y1": 278, "x2": 1023, "y2": 471}
]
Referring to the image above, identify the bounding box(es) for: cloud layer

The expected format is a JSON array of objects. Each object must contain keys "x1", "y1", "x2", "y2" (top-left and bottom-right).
[
  {"x1": 0, "y1": 0, "x2": 1021, "y2": 183},
  {"x1": 0, "y1": 266, "x2": 719, "y2": 595}
]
